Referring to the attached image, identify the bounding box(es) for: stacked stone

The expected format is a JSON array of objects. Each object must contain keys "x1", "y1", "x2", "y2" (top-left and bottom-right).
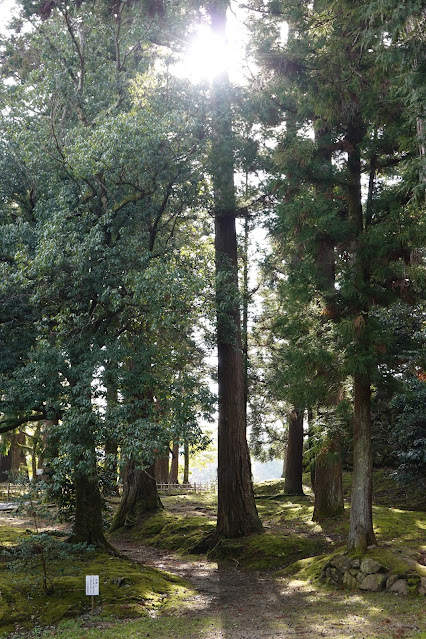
[{"x1": 320, "y1": 554, "x2": 426, "y2": 595}]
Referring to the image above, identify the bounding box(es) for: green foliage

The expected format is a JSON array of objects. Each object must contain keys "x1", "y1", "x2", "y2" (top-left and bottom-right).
[
  {"x1": 0, "y1": 0, "x2": 216, "y2": 535},
  {"x1": 390, "y1": 378, "x2": 426, "y2": 485}
]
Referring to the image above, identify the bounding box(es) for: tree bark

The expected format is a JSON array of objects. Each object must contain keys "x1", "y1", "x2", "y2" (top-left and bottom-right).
[
  {"x1": 110, "y1": 460, "x2": 163, "y2": 532},
  {"x1": 284, "y1": 409, "x2": 304, "y2": 495},
  {"x1": 104, "y1": 438, "x2": 119, "y2": 495},
  {"x1": 348, "y1": 372, "x2": 376, "y2": 551},
  {"x1": 70, "y1": 468, "x2": 117, "y2": 553},
  {"x1": 312, "y1": 445, "x2": 344, "y2": 521},
  {"x1": 0, "y1": 449, "x2": 12, "y2": 483},
  {"x1": 183, "y1": 441, "x2": 189, "y2": 484},
  {"x1": 155, "y1": 454, "x2": 169, "y2": 483},
  {"x1": 169, "y1": 442, "x2": 179, "y2": 484},
  {"x1": 210, "y1": 0, "x2": 262, "y2": 538},
  {"x1": 346, "y1": 122, "x2": 376, "y2": 552},
  {"x1": 10, "y1": 432, "x2": 27, "y2": 479}
]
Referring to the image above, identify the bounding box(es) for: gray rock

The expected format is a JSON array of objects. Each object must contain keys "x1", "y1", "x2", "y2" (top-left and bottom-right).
[
  {"x1": 386, "y1": 575, "x2": 400, "y2": 589},
  {"x1": 351, "y1": 559, "x2": 361, "y2": 569},
  {"x1": 360, "y1": 557, "x2": 385, "y2": 574},
  {"x1": 388, "y1": 579, "x2": 408, "y2": 596},
  {"x1": 332, "y1": 555, "x2": 353, "y2": 572},
  {"x1": 349, "y1": 569, "x2": 359, "y2": 576},
  {"x1": 418, "y1": 586, "x2": 426, "y2": 596},
  {"x1": 356, "y1": 571, "x2": 366, "y2": 584},
  {"x1": 327, "y1": 567, "x2": 342, "y2": 584},
  {"x1": 359, "y1": 573, "x2": 387, "y2": 592},
  {"x1": 343, "y1": 571, "x2": 358, "y2": 590}
]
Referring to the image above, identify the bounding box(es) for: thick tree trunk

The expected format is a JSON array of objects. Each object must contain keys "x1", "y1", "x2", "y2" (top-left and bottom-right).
[
  {"x1": 348, "y1": 373, "x2": 376, "y2": 551},
  {"x1": 210, "y1": 0, "x2": 262, "y2": 538},
  {"x1": 155, "y1": 455, "x2": 169, "y2": 483},
  {"x1": 312, "y1": 445, "x2": 344, "y2": 521},
  {"x1": 110, "y1": 460, "x2": 163, "y2": 532},
  {"x1": 169, "y1": 442, "x2": 179, "y2": 484},
  {"x1": 284, "y1": 409, "x2": 304, "y2": 495},
  {"x1": 70, "y1": 467, "x2": 117, "y2": 553},
  {"x1": 183, "y1": 441, "x2": 189, "y2": 484}
]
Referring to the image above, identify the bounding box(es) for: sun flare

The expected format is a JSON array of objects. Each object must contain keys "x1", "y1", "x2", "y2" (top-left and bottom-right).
[
  {"x1": 184, "y1": 24, "x2": 230, "y2": 82},
  {"x1": 176, "y1": 8, "x2": 247, "y2": 84}
]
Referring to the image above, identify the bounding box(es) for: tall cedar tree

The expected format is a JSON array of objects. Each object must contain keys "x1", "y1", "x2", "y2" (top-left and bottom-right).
[
  {"x1": 209, "y1": 0, "x2": 263, "y2": 538},
  {"x1": 251, "y1": 0, "x2": 424, "y2": 551}
]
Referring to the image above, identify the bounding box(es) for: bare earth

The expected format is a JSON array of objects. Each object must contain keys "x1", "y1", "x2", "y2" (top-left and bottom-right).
[{"x1": 115, "y1": 540, "x2": 425, "y2": 639}]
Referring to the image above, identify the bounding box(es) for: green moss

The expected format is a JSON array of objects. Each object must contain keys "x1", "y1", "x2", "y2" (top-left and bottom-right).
[
  {"x1": 0, "y1": 548, "x2": 194, "y2": 634},
  {"x1": 207, "y1": 532, "x2": 328, "y2": 571},
  {"x1": 111, "y1": 511, "x2": 216, "y2": 554},
  {"x1": 0, "y1": 524, "x2": 27, "y2": 546},
  {"x1": 11, "y1": 614, "x2": 210, "y2": 639}
]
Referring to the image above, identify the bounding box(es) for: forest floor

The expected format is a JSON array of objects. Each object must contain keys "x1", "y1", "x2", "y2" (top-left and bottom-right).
[
  {"x1": 113, "y1": 537, "x2": 425, "y2": 639},
  {"x1": 1, "y1": 470, "x2": 425, "y2": 639}
]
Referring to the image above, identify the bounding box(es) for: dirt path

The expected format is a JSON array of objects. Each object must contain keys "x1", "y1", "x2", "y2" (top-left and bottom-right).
[{"x1": 115, "y1": 540, "x2": 425, "y2": 639}]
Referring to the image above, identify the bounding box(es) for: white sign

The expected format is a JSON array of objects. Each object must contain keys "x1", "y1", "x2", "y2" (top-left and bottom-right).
[{"x1": 86, "y1": 575, "x2": 99, "y2": 596}]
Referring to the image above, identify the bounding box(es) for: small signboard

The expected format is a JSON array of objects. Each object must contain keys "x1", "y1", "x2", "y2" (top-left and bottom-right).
[{"x1": 86, "y1": 575, "x2": 99, "y2": 597}]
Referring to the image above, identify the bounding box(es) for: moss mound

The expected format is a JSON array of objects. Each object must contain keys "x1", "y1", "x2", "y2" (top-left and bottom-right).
[
  {"x1": 0, "y1": 540, "x2": 193, "y2": 634},
  {"x1": 110, "y1": 511, "x2": 216, "y2": 554},
  {"x1": 207, "y1": 531, "x2": 327, "y2": 571}
]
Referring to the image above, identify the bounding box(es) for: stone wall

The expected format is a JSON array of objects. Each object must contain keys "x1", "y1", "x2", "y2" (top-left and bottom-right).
[{"x1": 320, "y1": 553, "x2": 426, "y2": 595}]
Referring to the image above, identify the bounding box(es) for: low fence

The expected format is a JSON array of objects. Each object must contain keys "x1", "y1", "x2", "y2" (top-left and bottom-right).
[
  {"x1": 0, "y1": 482, "x2": 25, "y2": 501},
  {"x1": 0, "y1": 481, "x2": 217, "y2": 504},
  {"x1": 156, "y1": 481, "x2": 216, "y2": 494}
]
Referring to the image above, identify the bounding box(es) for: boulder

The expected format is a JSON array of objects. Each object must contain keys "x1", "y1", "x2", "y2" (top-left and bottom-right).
[
  {"x1": 356, "y1": 571, "x2": 366, "y2": 584},
  {"x1": 386, "y1": 575, "x2": 400, "y2": 589},
  {"x1": 331, "y1": 555, "x2": 352, "y2": 572},
  {"x1": 351, "y1": 559, "x2": 361, "y2": 569},
  {"x1": 359, "y1": 573, "x2": 387, "y2": 592},
  {"x1": 360, "y1": 557, "x2": 385, "y2": 575},
  {"x1": 388, "y1": 579, "x2": 408, "y2": 596},
  {"x1": 343, "y1": 571, "x2": 358, "y2": 590}
]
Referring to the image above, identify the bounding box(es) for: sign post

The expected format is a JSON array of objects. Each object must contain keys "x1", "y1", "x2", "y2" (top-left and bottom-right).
[{"x1": 86, "y1": 575, "x2": 99, "y2": 613}]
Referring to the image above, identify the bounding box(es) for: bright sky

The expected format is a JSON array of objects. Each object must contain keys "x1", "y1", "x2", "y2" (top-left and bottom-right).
[
  {"x1": 176, "y1": 4, "x2": 250, "y2": 84},
  {"x1": 0, "y1": 0, "x2": 16, "y2": 32}
]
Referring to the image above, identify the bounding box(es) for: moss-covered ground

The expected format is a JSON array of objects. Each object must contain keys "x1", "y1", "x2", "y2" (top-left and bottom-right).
[
  {"x1": 0, "y1": 528, "x2": 194, "y2": 636},
  {"x1": 1, "y1": 469, "x2": 425, "y2": 638}
]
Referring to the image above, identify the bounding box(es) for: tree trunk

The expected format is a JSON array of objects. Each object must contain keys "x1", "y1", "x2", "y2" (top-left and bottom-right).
[
  {"x1": 345, "y1": 122, "x2": 376, "y2": 552},
  {"x1": 104, "y1": 438, "x2": 119, "y2": 495},
  {"x1": 284, "y1": 409, "x2": 304, "y2": 495},
  {"x1": 10, "y1": 432, "x2": 27, "y2": 480},
  {"x1": 348, "y1": 372, "x2": 376, "y2": 551},
  {"x1": 281, "y1": 446, "x2": 287, "y2": 479},
  {"x1": 70, "y1": 467, "x2": 117, "y2": 553},
  {"x1": 312, "y1": 445, "x2": 344, "y2": 521},
  {"x1": 183, "y1": 441, "x2": 189, "y2": 484},
  {"x1": 155, "y1": 455, "x2": 169, "y2": 483},
  {"x1": 210, "y1": 0, "x2": 262, "y2": 538},
  {"x1": 103, "y1": 363, "x2": 119, "y2": 495},
  {"x1": 0, "y1": 449, "x2": 12, "y2": 483},
  {"x1": 110, "y1": 460, "x2": 163, "y2": 532},
  {"x1": 169, "y1": 442, "x2": 179, "y2": 484}
]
